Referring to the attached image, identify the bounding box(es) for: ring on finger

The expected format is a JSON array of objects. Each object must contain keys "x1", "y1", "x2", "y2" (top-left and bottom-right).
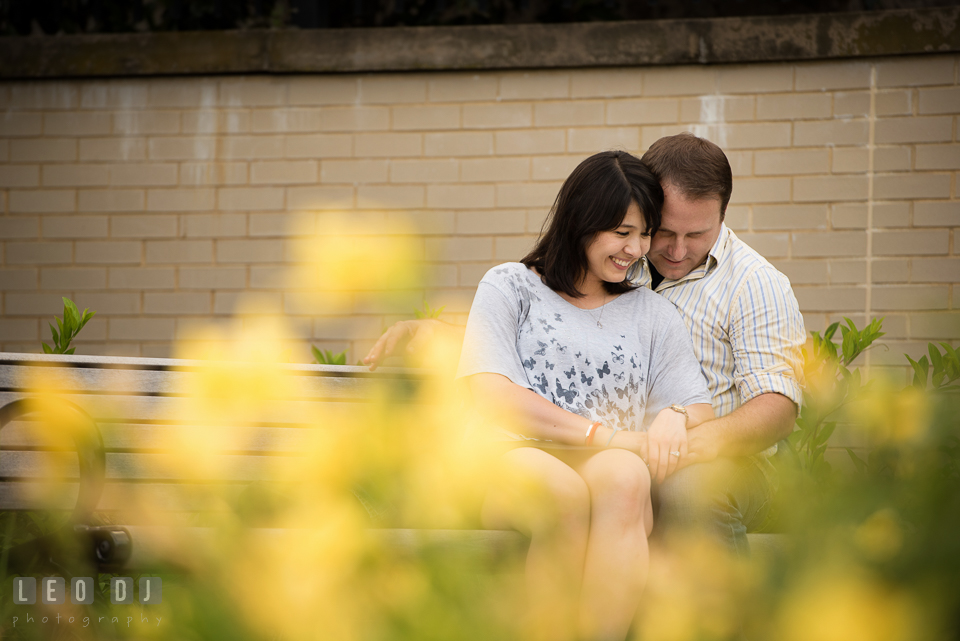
[{"x1": 670, "y1": 451, "x2": 681, "y2": 457}]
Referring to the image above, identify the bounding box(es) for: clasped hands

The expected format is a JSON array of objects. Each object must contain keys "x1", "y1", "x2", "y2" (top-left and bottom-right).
[
  {"x1": 610, "y1": 408, "x2": 688, "y2": 483},
  {"x1": 364, "y1": 320, "x2": 715, "y2": 483}
]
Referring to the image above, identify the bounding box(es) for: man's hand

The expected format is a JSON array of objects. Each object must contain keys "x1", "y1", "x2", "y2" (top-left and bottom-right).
[
  {"x1": 646, "y1": 409, "x2": 687, "y2": 483},
  {"x1": 677, "y1": 424, "x2": 722, "y2": 469},
  {"x1": 362, "y1": 319, "x2": 442, "y2": 371},
  {"x1": 676, "y1": 392, "x2": 797, "y2": 471}
]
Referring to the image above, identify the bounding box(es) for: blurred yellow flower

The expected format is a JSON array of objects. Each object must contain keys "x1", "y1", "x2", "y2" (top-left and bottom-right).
[{"x1": 778, "y1": 567, "x2": 924, "y2": 641}]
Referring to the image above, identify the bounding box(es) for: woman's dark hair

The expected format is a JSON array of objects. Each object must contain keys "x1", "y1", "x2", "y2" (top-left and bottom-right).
[{"x1": 521, "y1": 151, "x2": 663, "y2": 298}]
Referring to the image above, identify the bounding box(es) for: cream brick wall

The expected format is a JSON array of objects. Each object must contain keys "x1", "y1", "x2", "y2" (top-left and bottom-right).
[{"x1": 1, "y1": 54, "x2": 958, "y2": 371}]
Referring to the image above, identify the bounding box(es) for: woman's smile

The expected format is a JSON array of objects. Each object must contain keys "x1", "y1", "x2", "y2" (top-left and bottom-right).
[{"x1": 580, "y1": 201, "x2": 650, "y2": 294}]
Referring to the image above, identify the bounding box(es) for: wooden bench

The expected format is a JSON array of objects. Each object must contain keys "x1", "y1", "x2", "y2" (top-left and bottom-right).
[{"x1": 0, "y1": 351, "x2": 781, "y2": 574}]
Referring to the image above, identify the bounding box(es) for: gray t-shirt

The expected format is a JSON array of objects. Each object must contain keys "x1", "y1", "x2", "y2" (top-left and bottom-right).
[{"x1": 456, "y1": 263, "x2": 711, "y2": 436}]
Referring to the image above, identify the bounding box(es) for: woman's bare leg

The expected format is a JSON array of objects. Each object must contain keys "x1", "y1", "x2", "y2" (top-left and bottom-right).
[
  {"x1": 481, "y1": 447, "x2": 590, "y2": 641},
  {"x1": 573, "y1": 448, "x2": 654, "y2": 641}
]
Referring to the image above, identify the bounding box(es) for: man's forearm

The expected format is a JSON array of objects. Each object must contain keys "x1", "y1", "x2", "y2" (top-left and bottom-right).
[{"x1": 685, "y1": 392, "x2": 797, "y2": 462}]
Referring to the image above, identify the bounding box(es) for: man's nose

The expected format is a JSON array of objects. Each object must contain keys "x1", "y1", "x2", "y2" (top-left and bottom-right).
[{"x1": 666, "y1": 237, "x2": 684, "y2": 258}]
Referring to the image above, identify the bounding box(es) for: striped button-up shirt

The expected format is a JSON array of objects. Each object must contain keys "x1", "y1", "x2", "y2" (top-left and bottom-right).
[{"x1": 633, "y1": 225, "x2": 805, "y2": 427}]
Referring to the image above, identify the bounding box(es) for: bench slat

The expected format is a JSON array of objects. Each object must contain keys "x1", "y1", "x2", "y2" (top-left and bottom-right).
[
  {"x1": 2, "y1": 419, "x2": 313, "y2": 453},
  {"x1": 0, "y1": 391, "x2": 394, "y2": 425},
  {"x1": 0, "y1": 364, "x2": 398, "y2": 400},
  {"x1": 2, "y1": 450, "x2": 296, "y2": 482},
  {"x1": 0, "y1": 481, "x2": 249, "y2": 512}
]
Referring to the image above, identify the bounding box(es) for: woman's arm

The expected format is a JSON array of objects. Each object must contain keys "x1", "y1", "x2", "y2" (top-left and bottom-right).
[
  {"x1": 686, "y1": 402, "x2": 715, "y2": 429},
  {"x1": 467, "y1": 373, "x2": 648, "y2": 456}
]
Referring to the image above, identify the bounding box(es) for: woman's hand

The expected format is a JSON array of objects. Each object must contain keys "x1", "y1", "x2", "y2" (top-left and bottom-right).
[{"x1": 646, "y1": 408, "x2": 688, "y2": 483}]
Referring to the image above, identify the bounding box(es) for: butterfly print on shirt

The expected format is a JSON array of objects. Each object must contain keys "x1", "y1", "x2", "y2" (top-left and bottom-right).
[
  {"x1": 564, "y1": 366, "x2": 576, "y2": 379},
  {"x1": 580, "y1": 371, "x2": 594, "y2": 386},
  {"x1": 555, "y1": 379, "x2": 579, "y2": 404},
  {"x1": 534, "y1": 341, "x2": 548, "y2": 356},
  {"x1": 533, "y1": 374, "x2": 548, "y2": 395},
  {"x1": 522, "y1": 357, "x2": 536, "y2": 370},
  {"x1": 596, "y1": 362, "x2": 611, "y2": 379}
]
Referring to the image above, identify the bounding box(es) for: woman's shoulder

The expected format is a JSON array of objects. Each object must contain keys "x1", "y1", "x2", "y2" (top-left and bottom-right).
[
  {"x1": 617, "y1": 286, "x2": 685, "y2": 326},
  {"x1": 480, "y1": 262, "x2": 540, "y2": 288},
  {"x1": 619, "y1": 284, "x2": 672, "y2": 309}
]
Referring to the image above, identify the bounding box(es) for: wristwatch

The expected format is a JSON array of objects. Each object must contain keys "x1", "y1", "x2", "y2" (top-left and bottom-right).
[{"x1": 668, "y1": 404, "x2": 689, "y2": 427}]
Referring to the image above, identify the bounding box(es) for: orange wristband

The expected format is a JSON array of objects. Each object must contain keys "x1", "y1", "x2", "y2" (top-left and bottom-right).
[{"x1": 584, "y1": 421, "x2": 602, "y2": 446}]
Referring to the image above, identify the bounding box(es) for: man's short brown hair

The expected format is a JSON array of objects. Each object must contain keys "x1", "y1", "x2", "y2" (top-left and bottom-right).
[{"x1": 641, "y1": 132, "x2": 733, "y2": 219}]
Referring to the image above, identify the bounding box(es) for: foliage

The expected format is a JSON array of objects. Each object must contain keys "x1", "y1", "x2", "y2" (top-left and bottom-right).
[
  {"x1": 765, "y1": 387, "x2": 960, "y2": 641},
  {"x1": 905, "y1": 342, "x2": 960, "y2": 391},
  {"x1": 413, "y1": 299, "x2": 446, "y2": 320},
  {"x1": 312, "y1": 346, "x2": 349, "y2": 365},
  {"x1": 788, "y1": 317, "x2": 884, "y2": 483},
  {"x1": 312, "y1": 346, "x2": 366, "y2": 366},
  {"x1": 41, "y1": 297, "x2": 96, "y2": 355}
]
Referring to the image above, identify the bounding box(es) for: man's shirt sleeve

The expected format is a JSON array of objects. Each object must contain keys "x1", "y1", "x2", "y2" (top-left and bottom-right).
[{"x1": 728, "y1": 266, "x2": 805, "y2": 408}]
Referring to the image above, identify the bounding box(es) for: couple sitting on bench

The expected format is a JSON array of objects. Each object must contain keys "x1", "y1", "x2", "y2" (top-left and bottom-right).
[{"x1": 363, "y1": 133, "x2": 805, "y2": 641}]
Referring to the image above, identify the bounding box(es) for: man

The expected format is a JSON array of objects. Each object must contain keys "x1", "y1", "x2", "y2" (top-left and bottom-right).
[
  {"x1": 635, "y1": 133, "x2": 804, "y2": 554},
  {"x1": 364, "y1": 133, "x2": 805, "y2": 554}
]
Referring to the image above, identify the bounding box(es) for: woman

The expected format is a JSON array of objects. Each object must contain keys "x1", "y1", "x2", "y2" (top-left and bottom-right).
[{"x1": 456, "y1": 151, "x2": 714, "y2": 641}]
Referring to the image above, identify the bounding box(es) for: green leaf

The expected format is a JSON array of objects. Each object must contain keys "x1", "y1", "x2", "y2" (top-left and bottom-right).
[
  {"x1": 64, "y1": 297, "x2": 80, "y2": 320},
  {"x1": 824, "y1": 322, "x2": 839, "y2": 341},
  {"x1": 42, "y1": 343, "x2": 53, "y2": 354},
  {"x1": 933, "y1": 370, "x2": 946, "y2": 388},
  {"x1": 49, "y1": 323, "x2": 60, "y2": 346},
  {"x1": 65, "y1": 347, "x2": 76, "y2": 355},
  {"x1": 413, "y1": 299, "x2": 445, "y2": 320},
  {"x1": 311, "y1": 346, "x2": 323, "y2": 364},
  {"x1": 62, "y1": 298, "x2": 79, "y2": 334},
  {"x1": 929, "y1": 343, "x2": 944, "y2": 374},
  {"x1": 841, "y1": 329, "x2": 857, "y2": 364},
  {"x1": 815, "y1": 422, "x2": 836, "y2": 447},
  {"x1": 844, "y1": 316, "x2": 857, "y2": 333},
  {"x1": 846, "y1": 448, "x2": 867, "y2": 474},
  {"x1": 77, "y1": 308, "x2": 95, "y2": 331},
  {"x1": 905, "y1": 354, "x2": 929, "y2": 389}
]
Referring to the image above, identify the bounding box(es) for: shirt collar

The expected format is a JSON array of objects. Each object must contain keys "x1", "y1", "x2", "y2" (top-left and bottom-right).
[{"x1": 634, "y1": 224, "x2": 730, "y2": 292}]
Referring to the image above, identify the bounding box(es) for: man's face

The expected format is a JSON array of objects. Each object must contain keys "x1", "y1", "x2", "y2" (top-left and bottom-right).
[{"x1": 647, "y1": 183, "x2": 724, "y2": 281}]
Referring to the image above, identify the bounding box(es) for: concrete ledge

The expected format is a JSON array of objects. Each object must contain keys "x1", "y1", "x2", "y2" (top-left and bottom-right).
[{"x1": 1, "y1": 7, "x2": 958, "y2": 78}]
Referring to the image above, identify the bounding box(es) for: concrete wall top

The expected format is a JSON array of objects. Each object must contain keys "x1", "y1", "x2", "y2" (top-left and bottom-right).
[{"x1": 2, "y1": 7, "x2": 959, "y2": 79}]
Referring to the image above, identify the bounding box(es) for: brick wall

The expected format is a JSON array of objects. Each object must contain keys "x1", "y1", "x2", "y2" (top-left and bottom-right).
[{"x1": 1, "y1": 55, "x2": 958, "y2": 380}]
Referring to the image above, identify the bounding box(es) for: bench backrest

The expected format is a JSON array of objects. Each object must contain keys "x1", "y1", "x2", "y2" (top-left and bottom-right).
[{"x1": 0, "y1": 352, "x2": 432, "y2": 524}]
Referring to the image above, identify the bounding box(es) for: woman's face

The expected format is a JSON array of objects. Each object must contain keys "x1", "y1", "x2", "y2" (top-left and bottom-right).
[{"x1": 582, "y1": 201, "x2": 650, "y2": 292}]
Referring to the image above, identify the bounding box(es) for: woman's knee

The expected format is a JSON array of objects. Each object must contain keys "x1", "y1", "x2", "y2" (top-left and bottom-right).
[{"x1": 579, "y1": 449, "x2": 652, "y2": 513}]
